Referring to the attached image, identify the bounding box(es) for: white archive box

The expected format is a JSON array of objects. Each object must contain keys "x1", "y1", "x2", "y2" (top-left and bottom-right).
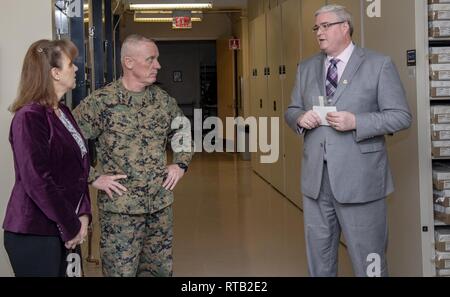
[
  {"x1": 432, "y1": 163, "x2": 450, "y2": 189},
  {"x1": 430, "y1": 0, "x2": 450, "y2": 3},
  {"x1": 436, "y1": 242, "x2": 450, "y2": 253},
  {"x1": 431, "y1": 105, "x2": 450, "y2": 114},
  {"x1": 430, "y1": 47, "x2": 450, "y2": 63},
  {"x1": 433, "y1": 162, "x2": 450, "y2": 180},
  {"x1": 435, "y1": 228, "x2": 450, "y2": 252},
  {"x1": 432, "y1": 123, "x2": 450, "y2": 140},
  {"x1": 431, "y1": 105, "x2": 450, "y2": 123},
  {"x1": 434, "y1": 204, "x2": 450, "y2": 214},
  {"x1": 432, "y1": 140, "x2": 450, "y2": 147},
  {"x1": 435, "y1": 228, "x2": 450, "y2": 242},
  {"x1": 430, "y1": 64, "x2": 450, "y2": 80},
  {"x1": 432, "y1": 123, "x2": 450, "y2": 130},
  {"x1": 435, "y1": 251, "x2": 450, "y2": 269},
  {"x1": 436, "y1": 269, "x2": 450, "y2": 276},
  {"x1": 430, "y1": 11, "x2": 450, "y2": 21},
  {"x1": 429, "y1": 21, "x2": 450, "y2": 37},
  {"x1": 429, "y1": 3, "x2": 450, "y2": 10},
  {"x1": 432, "y1": 130, "x2": 450, "y2": 140},
  {"x1": 432, "y1": 141, "x2": 450, "y2": 157},
  {"x1": 434, "y1": 190, "x2": 450, "y2": 207},
  {"x1": 435, "y1": 211, "x2": 450, "y2": 224},
  {"x1": 429, "y1": 4, "x2": 450, "y2": 20},
  {"x1": 431, "y1": 80, "x2": 450, "y2": 96},
  {"x1": 434, "y1": 205, "x2": 450, "y2": 225}
]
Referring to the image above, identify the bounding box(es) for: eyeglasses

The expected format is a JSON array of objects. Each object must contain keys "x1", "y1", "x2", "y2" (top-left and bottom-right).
[{"x1": 312, "y1": 21, "x2": 346, "y2": 33}]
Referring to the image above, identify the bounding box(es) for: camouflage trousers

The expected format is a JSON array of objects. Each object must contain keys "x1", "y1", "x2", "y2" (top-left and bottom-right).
[{"x1": 99, "y1": 206, "x2": 173, "y2": 277}]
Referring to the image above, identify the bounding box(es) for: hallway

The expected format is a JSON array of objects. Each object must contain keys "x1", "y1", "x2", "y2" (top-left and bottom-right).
[{"x1": 83, "y1": 152, "x2": 354, "y2": 277}]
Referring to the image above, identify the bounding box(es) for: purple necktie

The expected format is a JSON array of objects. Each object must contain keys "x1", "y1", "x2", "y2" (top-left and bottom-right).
[{"x1": 326, "y1": 58, "x2": 339, "y2": 98}]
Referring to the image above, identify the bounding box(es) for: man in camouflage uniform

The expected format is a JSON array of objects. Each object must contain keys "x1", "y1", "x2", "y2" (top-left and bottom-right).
[{"x1": 73, "y1": 34, "x2": 193, "y2": 277}]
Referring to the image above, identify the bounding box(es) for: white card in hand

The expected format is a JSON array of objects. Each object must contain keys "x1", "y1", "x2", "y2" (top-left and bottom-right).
[{"x1": 312, "y1": 106, "x2": 337, "y2": 126}]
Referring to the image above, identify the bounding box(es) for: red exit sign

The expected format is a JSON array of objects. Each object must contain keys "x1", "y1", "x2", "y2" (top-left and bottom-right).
[
  {"x1": 229, "y1": 38, "x2": 240, "y2": 50},
  {"x1": 172, "y1": 16, "x2": 192, "y2": 29}
]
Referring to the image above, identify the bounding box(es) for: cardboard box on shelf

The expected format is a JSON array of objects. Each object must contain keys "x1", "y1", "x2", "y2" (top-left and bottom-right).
[
  {"x1": 433, "y1": 147, "x2": 450, "y2": 157},
  {"x1": 432, "y1": 142, "x2": 450, "y2": 157},
  {"x1": 432, "y1": 140, "x2": 450, "y2": 147},
  {"x1": 430, "y1": 0, "x2": 450, "y2": 4},
  {"x1": 431, "y1": 107, "x2": 450, "y2": 123},
  {"x1": 436, "y1": 268, "x2": 450, "y2": 276},
  {"x1": 430, "y1": 47, "x2": 450, "y2": 63},
  {"x1": 433, "y1": 163, "x2": 450, "y2": 180},
  {"x1": 434, "y1": 204, "x2": 450, "y2": 215},
  {"x1": 435, "y1": 228, "x2": 450, "y2": 242},
  {"x1": 429, "y1": 21, "x2": 450, "y2": 37},
  {"x1": 435, "y1": 210, "x2": 450, "y2": 223},
  {"x1": 432, "y1": 114, "x2": 450, "y2": 124},
  {"x1": 432, "y1": 123, "x2": 450, "y2": 131},
  {"x1": 430, "y1": 54, "x2": 450, "y2": 64},
  {"x1": 434, "y1": 190, "x2": 450, "y2": 207},
  {"x1": 433, "y1": 178, "x2": 450, "y2": 190},
  {"x1": 432, "y1": 130, "x2": 450, "y2": 140},
  {"x1": 436, "y1": 241, "x2": 450, "y2": 252},
  {"x1": 431, "y1": 80, "x2": 450, "y2": 96},
  {"x1": 431, "y1": 121, "x2": 450, "y2": 139},
  {"x1": 431, "y1": 105, "x2": 450, "y2": 115},
  {"x1": 430, "y1": 11, "x2": 450, "y2": 20},
  {"x1": 429, "y1": 3, "x2": 450, "y2": 11},
  {"x1": 436, "y1": 259, "x2": 450, "y2": 269},
  {"x1": 435, "y1": 251, "x2": 450, "y2": 269},
  {"x1": 431, "y1": 64, "x2": 450, "y2": 80}
]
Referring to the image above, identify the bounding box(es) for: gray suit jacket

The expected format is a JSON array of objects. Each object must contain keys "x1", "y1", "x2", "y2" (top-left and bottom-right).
[{"x1": 285, "y1": 46, "x2": 412, "y2": 204}]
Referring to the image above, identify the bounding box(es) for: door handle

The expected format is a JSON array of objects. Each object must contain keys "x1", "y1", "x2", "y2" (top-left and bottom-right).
[{"x1": 273, "y1": 101, "x2": 277, "y2": 111}]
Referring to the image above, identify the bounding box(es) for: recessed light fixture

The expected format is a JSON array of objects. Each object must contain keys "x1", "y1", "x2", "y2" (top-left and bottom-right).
[
  {"x1": 133, "y1": 16, "x2": 202, "y2": 23},
  {"x1": 129, "y1": 3, "x2": 212, "y2": 10}
]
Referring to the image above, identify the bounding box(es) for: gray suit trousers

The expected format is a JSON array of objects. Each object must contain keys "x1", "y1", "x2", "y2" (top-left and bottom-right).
[{"x1": 303, "y1": 164, "x2": 388, "y2": 277}]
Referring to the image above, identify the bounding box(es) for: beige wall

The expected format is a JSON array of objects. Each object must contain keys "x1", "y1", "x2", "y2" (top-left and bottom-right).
[
  {"x1": 121, "y1": 13, "x2": 232, "y2": 41},
  {"x1": 0, "y1": 0, "x2": 53, "y2": 276}
]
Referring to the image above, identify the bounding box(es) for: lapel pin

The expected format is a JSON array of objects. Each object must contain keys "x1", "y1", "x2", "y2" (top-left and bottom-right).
[{"x1": 343, "y1": 80, "x2": 348, "y2": 85}]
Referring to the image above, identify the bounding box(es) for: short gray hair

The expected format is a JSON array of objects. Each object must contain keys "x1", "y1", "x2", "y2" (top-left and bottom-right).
[
  {"x1": 315, "y1": 4, "x2": 353, "y2": 37},
  {"x1": 120, "y1": 34, "x2": 154, "y2": 63}
]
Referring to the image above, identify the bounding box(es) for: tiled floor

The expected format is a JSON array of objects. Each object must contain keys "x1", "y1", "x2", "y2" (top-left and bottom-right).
[{"x1": 82, "y1": 152, "x2": 353, "y2": 277}]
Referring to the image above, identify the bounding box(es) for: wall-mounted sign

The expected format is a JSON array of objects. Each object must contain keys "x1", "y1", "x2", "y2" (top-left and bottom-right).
[
  {"x1": 407, "y1": 49, "x2": 416, "y2": 66},
  {"x1": 172, "y1": 16, "x2": 192, "y2": 29},
  {"x1": 229, "y1": 38, "x2": 240, "y2": 50}
]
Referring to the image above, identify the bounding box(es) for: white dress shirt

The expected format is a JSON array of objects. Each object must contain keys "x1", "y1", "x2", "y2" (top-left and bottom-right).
[{"x1": 325, "y1": 42, "x2": 355, "y2": 84}]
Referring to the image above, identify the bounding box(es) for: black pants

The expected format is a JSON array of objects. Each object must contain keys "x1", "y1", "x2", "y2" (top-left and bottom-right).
[{"x1": 4, "y1": 231, "x2": 67, "y2": 277}]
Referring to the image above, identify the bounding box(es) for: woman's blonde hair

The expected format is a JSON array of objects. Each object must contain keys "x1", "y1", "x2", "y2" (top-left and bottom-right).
[{"x1": 9, "y1": 39, "x2": 78, "y2": 113}]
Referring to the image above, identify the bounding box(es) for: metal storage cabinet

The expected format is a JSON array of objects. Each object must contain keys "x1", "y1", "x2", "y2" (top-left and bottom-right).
[{"x1": 361, "y1": 0, "x2": 438, "y2": 276}]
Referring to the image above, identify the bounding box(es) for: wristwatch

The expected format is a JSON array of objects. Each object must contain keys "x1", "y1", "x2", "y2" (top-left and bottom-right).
[{"x1": 176, "y1": 162, "x2": 188, "y2": 172}]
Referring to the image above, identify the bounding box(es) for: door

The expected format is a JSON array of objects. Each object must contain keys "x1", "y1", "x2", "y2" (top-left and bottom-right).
[
  {"x1": 216, "y1": 38, "x2": 236, "y2": 148},
  {"x1": 253, "y1": 14, "x2": 271, "y2": 181},
  {"x1": 282, "y1": 0, "x2": 302, "y2": 208},
  {"x1": 267, "y1": 6, "x2": 285, "y2": 193}
]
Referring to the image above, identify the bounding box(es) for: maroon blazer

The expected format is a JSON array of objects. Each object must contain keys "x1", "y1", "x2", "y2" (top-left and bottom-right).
[{"x1": 3, "y1": 102, "x2": 91, "y2": 242}]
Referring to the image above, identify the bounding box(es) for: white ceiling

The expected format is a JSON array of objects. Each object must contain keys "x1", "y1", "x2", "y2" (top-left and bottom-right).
[{"x1": 126, "y1": 0, "x2": 248, "y2": 10}]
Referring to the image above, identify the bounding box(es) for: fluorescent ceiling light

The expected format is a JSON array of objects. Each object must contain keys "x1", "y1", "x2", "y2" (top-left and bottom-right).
[
  {"x1": 133, "y1": 17, "x2": 202, "y2": 23},
  {"x1": 130, "y1": 3, "x2": 212, "y2": 10},
  {"x1": 138, "y1": 10, "x2": 203, "y2": 14},
  {"x1": 139, "y1": 10, "x2": 173, "y2": 14}
]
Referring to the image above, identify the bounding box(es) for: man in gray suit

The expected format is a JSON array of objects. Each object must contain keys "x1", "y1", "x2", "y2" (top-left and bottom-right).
[{"x1": 285, "y1": 4, "x2": 411, "y2": 277}]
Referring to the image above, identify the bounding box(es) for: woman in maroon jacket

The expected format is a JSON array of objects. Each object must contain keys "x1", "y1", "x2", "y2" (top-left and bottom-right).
[{"x1": 2, "y1": 39, "x2": 91, "y2": 276}]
